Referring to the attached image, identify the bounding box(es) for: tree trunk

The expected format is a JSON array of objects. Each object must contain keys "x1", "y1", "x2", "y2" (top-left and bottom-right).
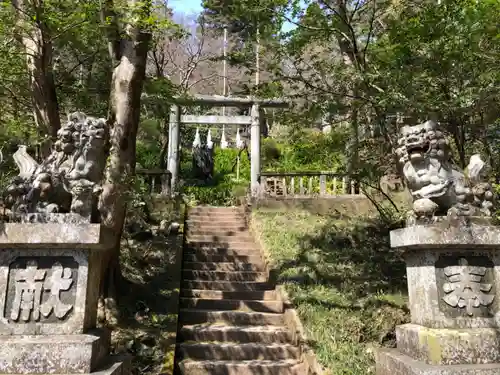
[
  {"x1": 447, "y1": 116, "x2": 467, "y2": 169},
  {"x1": 333, "y1": 0, "x2": 363, "y2": 176},
  {"x1": 98, "y1": 0, "x2": 151, "y2": 325},
  {"x1": 12, "y1": 0, "x2": 61, "y2": 156}
]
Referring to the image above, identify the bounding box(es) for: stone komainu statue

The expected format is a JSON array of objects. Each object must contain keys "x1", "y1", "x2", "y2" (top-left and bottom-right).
[
  {"x1": 3, "y1": 112, "x2": 109, "y2": 223},
  {"x1": 395, "y1": 120, "x2": 494, "y2": 225}
]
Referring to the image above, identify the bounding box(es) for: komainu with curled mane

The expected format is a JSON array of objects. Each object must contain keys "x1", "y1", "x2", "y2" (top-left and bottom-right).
[
  {"x1": 395, "y1": 120, "x2": 494, "y2": 226},
  {"x1": 2, "y1": 112, "x2": 108, "y2": 223}
]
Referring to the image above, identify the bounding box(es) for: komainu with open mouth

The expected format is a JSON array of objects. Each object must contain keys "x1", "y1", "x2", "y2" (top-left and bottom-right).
[{"x1": 395, "y1": 120, "x2": 494, "y2": 225}]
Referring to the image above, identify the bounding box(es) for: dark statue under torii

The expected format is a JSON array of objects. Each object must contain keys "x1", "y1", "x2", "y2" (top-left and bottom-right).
[{"x1": 2, "y1": 112, "x2": 109, "y2": 223}]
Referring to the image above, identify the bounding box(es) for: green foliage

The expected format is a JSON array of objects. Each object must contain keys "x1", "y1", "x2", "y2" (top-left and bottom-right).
[
  {"x1": 182, "y1": 147, "x2": 250, "y2": 206},
  {"x1": 135, "y1": 118, "x2": 164, "y2": 169},
  {"x1": 263, "y1": 130, "x2": 347, "y2": 172},
  {"x1": 373, "y1": 0, "x2": 500, "y2": 117},
  {"x1": 214, "y1": 147, "x2": 251, "y2": 180},
  {"x1": 369, "y1": 0, "x2": 500, "y2": 169},
  {"x1": 202, "y1": 0, "x2": 287, "y2": 39},
  {"x1": 261, "y1": 138, "x2": 281, "y2": 165},
  {"x1": 183, "y1": 179, "x2": 248, "y2": 207},
  {"x1": 136, "y1": 140, "x2": 161, "y2": 169}
]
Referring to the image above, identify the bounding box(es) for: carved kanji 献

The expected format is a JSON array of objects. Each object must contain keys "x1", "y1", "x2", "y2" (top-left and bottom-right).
[
  {"x1": 40, "y1": 262, "x2": 74, "y2": 318},
  {"x1": 9, "y1": 260, "x2": 74, "y2": 322}
]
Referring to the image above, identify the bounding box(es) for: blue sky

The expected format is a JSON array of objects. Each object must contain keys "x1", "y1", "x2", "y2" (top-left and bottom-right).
[
  {"x1": 169, "y1": 0, "x2": 203, "y2": 15},
  {"x1": 169, "y1": 0, "x2": 298, "y2": 32}
]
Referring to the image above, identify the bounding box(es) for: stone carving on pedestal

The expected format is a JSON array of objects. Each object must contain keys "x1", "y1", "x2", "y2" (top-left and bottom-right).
[
  {"x1": 436, "y1": 256, "x2": 495, "y2": 318},
  {"x1": 395, "y1": 120, "x2": 494, "y2": 225},
  {"x1": 3, "y1": 112, "x2": 108, "y2": 223},
  {"x1": 376, "y1": 119, "x2": 500, "y2": 375},
  {"x1": 0, "y1": 112, "x2": 129, "y2": 375},
  {"x1": 8, "y1": 258, "x2": 76, "y2": 323}
]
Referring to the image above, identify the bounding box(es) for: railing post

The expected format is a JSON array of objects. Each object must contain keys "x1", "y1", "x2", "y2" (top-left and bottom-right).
[
  {"x1": 250, "y1": 103, "x2": 261, "y2": 197},
  {"x1": 260, "y1": 176, "x2": 267, "y2": 197},
  {"x1": 319, "y1": 175, "x2": 327, "y2": 196}
]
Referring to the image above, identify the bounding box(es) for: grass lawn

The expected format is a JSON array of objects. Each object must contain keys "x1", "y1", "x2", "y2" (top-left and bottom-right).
[{"x1": 252, "y1": 209, "x2": 410, "y2": 375}]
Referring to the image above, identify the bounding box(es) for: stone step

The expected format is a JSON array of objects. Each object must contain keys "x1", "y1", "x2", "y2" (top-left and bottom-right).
[
  {"x1": 186, "y1": 230, "x2": 250, "y2": 238},
  {"x1": 180, "y1": 298, "x2": 283, "y2": 313},
  {"x1": 186, "y1": 238, "x2": 256, "y2": 246},
  {"x1": 183, "y1": 253, "x2": 263, "y2": 263},
  {"x1": 179, "y1": 325, "x2": 293, "y2": 344},
  {"x1": 185, "y1": 220, "x2": 248, "y2": 230},
  {"x1": 185, "y1": 236, "x2": 255, "y2": 244},
  {"x1": 179, "y1": 309, "x2": 285, "y2": 326},
  {"x1": 183, "y1": 261, "x2": 264, "y2": 272},
  {"x1": 184, "y1": 246, "x2": 261, "y2": 255},
  {"x1": 182, "y1": 270, "x2": 267, "y2": 282},
  {"x1": 179, "y1": 359, "x2": 304, "y2": 375},
  {"x1": 179, "y1": 342, "x2": 301, "y2": 361},
  {"x1": 182, "y1": 280, "x2": 274, "y2": 292},
  {"x1": 188, "y1": 206, "x2": 244, "y2": 212},
  {"x1": 186, "y1": 219, "x2": 247, "y2": 227},
  {"x1": 188, "y1": 209, "x2": 244, "y2": 215},
  {"x1": 181, "y1": 289, "x2": 277, "y2": 301},
  {"x1": 185, "y1": 215, "x2": 246, "y2": 221},
  {"x1": 187, "y1": 219, "x2": 246, "y2": 226},
  {"x1": 188, "y1": 212, "x2": 245, "y2": 218},
  {"x1": 187, "y1": 227, "x2": 253, "y2": 238}
]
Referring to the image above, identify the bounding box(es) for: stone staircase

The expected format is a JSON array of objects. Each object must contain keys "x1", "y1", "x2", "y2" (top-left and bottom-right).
[{"x1": 176, "y1": 206, "x2": 305, "y2": 375}]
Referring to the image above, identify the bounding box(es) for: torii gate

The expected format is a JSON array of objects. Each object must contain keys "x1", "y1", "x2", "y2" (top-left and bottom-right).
[{"x1": 167, "y1": 95, "x2": 289, "y2": 197}]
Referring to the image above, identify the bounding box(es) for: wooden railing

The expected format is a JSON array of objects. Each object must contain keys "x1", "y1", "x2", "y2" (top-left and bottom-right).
[
  {"x1": 136, "y1": 168, "x2": 172, "y2": 196},
  {"x1": 259, "y1": 171, "x2": 363, "y2": 197}
]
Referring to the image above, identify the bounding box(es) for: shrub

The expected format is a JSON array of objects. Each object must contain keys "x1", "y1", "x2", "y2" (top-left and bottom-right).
[
  {"x1": 181, "y1": 147, "x2": 250, "y2": 206},
  {"x1": 262, "y1": 138, "x2": 281, "y2": 167},
  {"x1": 262, "y1": 129, "x2": 348, "y2": 172},
  {"x1": 136, "y1": 139, "x2": 161, "y2": 169}
]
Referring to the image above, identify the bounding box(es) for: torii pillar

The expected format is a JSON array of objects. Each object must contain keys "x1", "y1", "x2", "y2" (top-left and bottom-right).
[
  {"x1": 167, "y1": 104, "x2": 180, "y2": 192},
  {"x1": 250, "y1": 103, "x2": 261, "y2": 197}
]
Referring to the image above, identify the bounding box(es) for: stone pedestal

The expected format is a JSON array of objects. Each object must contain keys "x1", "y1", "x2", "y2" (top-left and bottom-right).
[
  {"x1": 376, "y1": 219, "x2": 500, "y2": 375},
  {"x1": 0, "y1": 223, "x2": 130, "y2": 375}
]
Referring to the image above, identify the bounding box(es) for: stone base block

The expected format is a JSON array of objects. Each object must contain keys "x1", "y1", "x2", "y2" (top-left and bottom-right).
[
  {"x1": 377, "y1": 349, "x2": 500, "y2": 375},
  {"x1": 397, "y1": 324, "x2": 500, "y2": 365},
  {"x1": 89, "y1": 356, "x2": 131, "y2": 375},
  {"x1": 0, "y1": 356, "x2": 131, "y2": 375},
  {"x1": 0, "y1": 331, "x2": 110, "y2": 374}
]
